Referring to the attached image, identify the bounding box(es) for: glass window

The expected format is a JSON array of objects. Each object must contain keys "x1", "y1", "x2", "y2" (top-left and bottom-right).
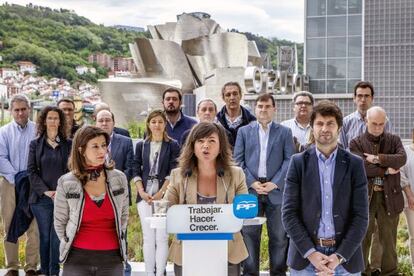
[
  {"x1": 348, "y1": 58, "x2": 362, "y2": 79},
  {"x1": 348, "y1": 79, "x2": 361, "y2": 93},
  {"x1": 327, "y1": 37, "x2": 346, "y2": 57},
  {"x1": 327, "y1": 0, "x2": 347, "y2": 15},
  {"x1": 349, "y1": 0, "x2": 362, "y2": 14},
  {"x1": 307, "y1": 59, "x2": 326, "y2": 79},
  {"x1": 307, "y1": 17, "x2": 326, "y2": 38},
  {"x1": 327, "y1": 80, "x2": 346, "y2": 93},
  {"x1": 307, "y1": 38, "x2": 326, "y2": 58},
  {"x1": 310, "y1": 80, "x2": 326, "y2": 94},
  {"x1": 327, "y1": 59, "x2": 346, "y2": 78},
  {"x1": 348, "y1": 37, "x2": 362, "y2": 57},
  {"x1": 348, "y1": 15, "x2": 362, "y2": 35},
  {"x1": 307, "y1": 0, "x2": 326, "y2": 16},
  {"x1": 327, "y1": 16, "x2": 346, "y2": 36}
]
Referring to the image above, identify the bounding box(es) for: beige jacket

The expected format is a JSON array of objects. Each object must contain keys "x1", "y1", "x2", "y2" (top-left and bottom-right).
[
  {"x1": 164, "y1": 166, "x2": 249, "y2": 265},
  {"x1": 54, "y1": 169, "x2": 129, "y2": 263}
]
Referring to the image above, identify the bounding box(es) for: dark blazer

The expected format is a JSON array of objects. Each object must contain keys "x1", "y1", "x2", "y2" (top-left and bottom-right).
[
  {"x1": 6, "y1": 171, "x2": 33, "y2": 243},
  {"x1": 133, "y1": 139, "x2": 180, "y2": 202},
  {"x1": 110, "y1": 133, "x2": 134, "y2": 205},
  {"x1": 27, "y1": 135, "x2": 71, "y2": 204},
  {"x1": 281, "y1": 147, "x2": 369, "y2": 273},
  {"x1": 216, "y1": 105, "x2": 256, "y2": 147},
  {"x1": 114, "y1": 126, "x2": 131, "y2": 138},
  {"x1": 234, "y1": 121, "x2": 295, "y2": 205}
]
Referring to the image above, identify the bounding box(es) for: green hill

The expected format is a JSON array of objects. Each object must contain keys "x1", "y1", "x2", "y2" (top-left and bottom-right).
[
  {"x1": 0, "y1": 3, "x2": 303, "y2": 84},
  {"x1": 0, "y1": 3, "x2": 149, "y2": 83}
]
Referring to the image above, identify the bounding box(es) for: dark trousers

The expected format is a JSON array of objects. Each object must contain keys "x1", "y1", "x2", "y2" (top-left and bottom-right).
[
  {"x1": 362, "y1": 191, "x2": 399, "y2": 276},
  {"x1": 31, "y1": 196, "x2": 60, "y2": 275},
  {"x1": 63, "y1": 248, "x2": 123, "y2": 276},
  {"x1": 242, "y1": 195, "x2": 288, "y2": 276},
  {"x1": 174, "y1": 263, "x2": 241, "y2": 276}
]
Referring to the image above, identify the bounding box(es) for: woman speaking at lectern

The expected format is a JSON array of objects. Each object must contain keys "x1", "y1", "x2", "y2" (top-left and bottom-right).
[{"x1": 164, "y1": 122, "x2": 249, "y2": 276}]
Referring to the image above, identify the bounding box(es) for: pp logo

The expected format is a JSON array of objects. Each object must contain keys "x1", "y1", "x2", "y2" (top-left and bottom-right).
[{"x1": 233, "y1": 194, "x2": 258, "y2": 219}]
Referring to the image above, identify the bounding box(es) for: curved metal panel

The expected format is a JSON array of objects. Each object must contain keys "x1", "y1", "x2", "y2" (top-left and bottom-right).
[{"x1": 182, "y1": 32, "x2": 248, "y2": 83}]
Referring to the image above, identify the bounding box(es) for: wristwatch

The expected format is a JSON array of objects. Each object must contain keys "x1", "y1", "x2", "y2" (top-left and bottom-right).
[{"x1": 336, "y1": 254, "x2": 345, "y2": 265}]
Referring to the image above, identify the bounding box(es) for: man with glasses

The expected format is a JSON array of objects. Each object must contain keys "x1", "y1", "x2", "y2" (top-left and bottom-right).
[
  {"x1": 281, "y1": 91, "x2": 314, "y2": 149},
  {"x1": 339, "y1": 81, "x2": 391, "y2": 150}
]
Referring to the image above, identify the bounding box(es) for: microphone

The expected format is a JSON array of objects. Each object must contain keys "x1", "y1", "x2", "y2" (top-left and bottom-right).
[
  {"x1": 217, "y1": 168, "x2": 225, "y2": 177},
  {"x1": 185, "y1": 169, "x2": 192, "y2": 177}
]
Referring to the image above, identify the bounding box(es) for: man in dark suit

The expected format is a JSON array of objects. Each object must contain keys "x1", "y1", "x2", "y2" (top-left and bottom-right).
[
  {"x1": 95, "y1": 109, "x2": 134, "y2": 275},
  {"x1": 94, "y1": 102, "x2": 131, "y2": 137},
  {"x1": 234, "y1": 93, "x2": 295, "y2": 276},
  {"x1": 282, "y1": 100, "x2": 369, "y2": 275}
]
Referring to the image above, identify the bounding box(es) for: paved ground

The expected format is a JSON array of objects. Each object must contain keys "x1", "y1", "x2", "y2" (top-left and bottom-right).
[{"x1": 0, "y1": 263, "x2": 271, "y2": 275}]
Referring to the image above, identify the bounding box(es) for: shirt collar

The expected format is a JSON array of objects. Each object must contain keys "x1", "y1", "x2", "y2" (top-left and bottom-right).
[
  {"x1": 167, "y1": 112, "x2": 182, "y2": 128},
  {"x1": 12, "y1": 120, "x2": 29, "y2": 131},
  {"x1": 315, "y1": 146, "x2": 338, "y2": 163},
  {"x1": 294, "y1": 118, "x2": 310, "y2": 129},
  {"x1": 257, "y1": 120, "x2": 272, "y2": 131}
]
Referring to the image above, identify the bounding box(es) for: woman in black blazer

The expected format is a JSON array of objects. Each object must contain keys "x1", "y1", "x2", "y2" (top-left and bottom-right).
[
  {"x1": 28, "y1": 106, "x2": 72, "y2": 276},
  {"x1": 133, "y1": 109, "x2": 180, "y2": 276}
]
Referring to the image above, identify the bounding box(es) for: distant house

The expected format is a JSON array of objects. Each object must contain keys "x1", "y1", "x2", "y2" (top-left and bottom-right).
[
  {"x1": 88, "y1": 53, "x2": 112, "y2": 69},
  {"x1": 0, "y1": 68, "x2": 18, "y2": 78},
  {"x1": 76, "y1": 65, "x2": 89, "y2": 75},
  {"x1": 17, "y1": 61, "x2": 37, "y2": 74},
  {"x1": 76, "y1": 66, "x2": 96, "y2": 75},
  {"x1": 112, "y1": 57, "x2": 137, "y2": 73}
]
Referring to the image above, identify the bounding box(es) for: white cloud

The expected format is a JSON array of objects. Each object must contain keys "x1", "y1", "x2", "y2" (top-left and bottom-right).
[{"x1": 1, "y1": 0, "x2": 304, "y2": 42}]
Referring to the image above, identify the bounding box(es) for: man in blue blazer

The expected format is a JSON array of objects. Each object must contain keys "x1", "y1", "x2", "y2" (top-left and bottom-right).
[
  {"x1": 234, "y1": 93, "x2": 295, "y2": 276},
  {"x1": 282, "y1": 100, "x2": 368, "y2": 275}
]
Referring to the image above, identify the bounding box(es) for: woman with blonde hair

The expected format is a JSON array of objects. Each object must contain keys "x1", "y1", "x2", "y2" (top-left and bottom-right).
[
  {"x1": 54, "y1": 126, "x2": 129, "y2": 275},
  {"x1": 133, "y1": 109, "x2": 180, "y2": 276},
  {"x1": 164, "y1": 122, "x2": 249, "y2": 276}
]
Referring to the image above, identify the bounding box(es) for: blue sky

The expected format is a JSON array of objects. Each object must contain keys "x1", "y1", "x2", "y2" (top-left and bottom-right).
[{"x1": 1, "y1": 0, "x2": 305, "y2": 42}]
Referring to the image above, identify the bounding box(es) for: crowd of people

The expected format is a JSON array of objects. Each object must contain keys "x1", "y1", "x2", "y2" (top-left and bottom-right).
[{"x1": 0, "y1": 80, "x2": 413, "y2": 276}]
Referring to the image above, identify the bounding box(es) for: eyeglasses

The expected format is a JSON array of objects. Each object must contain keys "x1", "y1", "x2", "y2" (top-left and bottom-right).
[
  {"x1": 295, "y1": 101, "x2": 312, "y2": 106},
  {"x1": 356, "y1": 94, "x2": 372, "y2": 99}
]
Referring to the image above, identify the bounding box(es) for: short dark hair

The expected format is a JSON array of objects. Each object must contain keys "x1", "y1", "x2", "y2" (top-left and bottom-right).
[
  {"x1": 57, "y1": 98, "x2": 75, "y2": 109},
  {"x1": 256, "y1": 93, "x2": 275, "y2": 107},
  {"x1": 292, "y1": 91, "x2": 314, "y2": 105},
  {"x1": 310, "y1": 100, "x2": 343, "y2": 129},
  {"x1": 354, "y1": 81, "x2": 374, "y2": 97},
  {"x1": 162, "y1": 87, "x2": 182, "y2": 101},
  {"x1": 221, "y1": 82, "x2": 242, "y2": 97}
]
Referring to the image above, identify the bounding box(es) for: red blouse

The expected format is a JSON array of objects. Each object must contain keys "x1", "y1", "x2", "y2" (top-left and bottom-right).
[{"x1": 72, "y1": 192, "x2": 119, "y2": 250}]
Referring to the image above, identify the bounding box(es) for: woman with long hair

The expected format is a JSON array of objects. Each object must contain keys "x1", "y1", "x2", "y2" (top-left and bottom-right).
[
  {"x1": 164, "y1": 122, "x2": 249, "y2": 276},
  {"x1": 133, "y1": 109, "x2": 180, "y2": 276},
  {"x1": 28, "y1": 106, "x2": 71, "y2": 276},
  {"x1": 54, "y1": 126, "x2": 129, "y2": 275}
]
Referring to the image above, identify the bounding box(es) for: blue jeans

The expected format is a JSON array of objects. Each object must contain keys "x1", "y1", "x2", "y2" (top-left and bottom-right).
[
  {"x1": 290, "y1": 246, "x2": 361, "y2": 276},
  {"x1": 31, "y1": 196, "x2": 60, "y2": 275},
  {"x1": 242, "y1": 196, "x2": 288, "y2": 276}
]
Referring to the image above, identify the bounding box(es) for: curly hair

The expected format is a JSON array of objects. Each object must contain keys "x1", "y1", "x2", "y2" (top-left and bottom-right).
[
  {"x1": 36, "y1": 106, "x2": 67, "y2": 139},
  {"x1": 178, "y1": 122, "x2": 234, "y2": 177}
]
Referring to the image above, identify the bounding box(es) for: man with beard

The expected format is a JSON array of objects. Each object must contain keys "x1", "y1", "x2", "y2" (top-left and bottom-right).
[
  {"x1": 282, "y1": 100, "x2": 368, "y2": 276},
  {"x1": 281, "y1": 91, "x2": 314, "y2": 151},
  {"x1": 162, "y1": 87, "x2": 197, "y2": 145},
  {"x1": 216, "y1": 82, "x2": 256, "y2": 147},
  {"x1": 234, "y1": 93, "x2": 295, "y2": 276}
]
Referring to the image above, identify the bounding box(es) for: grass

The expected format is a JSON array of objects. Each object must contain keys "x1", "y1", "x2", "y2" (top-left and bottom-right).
[{"x1": 1, "y1": 186, "x2": 413, "y2": 274}]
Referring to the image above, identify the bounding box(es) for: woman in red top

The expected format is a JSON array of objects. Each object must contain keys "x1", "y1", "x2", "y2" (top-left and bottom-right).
[{"x1": 54, "y1": 126, "x2": 129, "y2": 276}]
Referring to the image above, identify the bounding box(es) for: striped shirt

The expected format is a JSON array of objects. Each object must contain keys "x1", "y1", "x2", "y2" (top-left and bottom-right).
[{"x1": 339, "y1": 111, "x2": 392, "y2": 150}]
